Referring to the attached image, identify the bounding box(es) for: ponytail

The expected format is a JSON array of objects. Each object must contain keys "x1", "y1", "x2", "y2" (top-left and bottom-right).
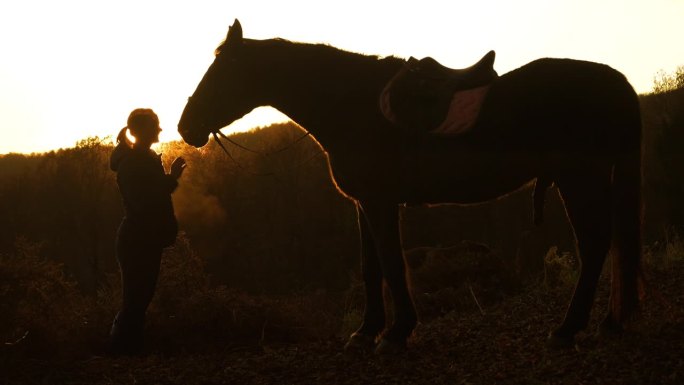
[{"x1": 116, "y1": 127, "x2": 133, "y2": 148}]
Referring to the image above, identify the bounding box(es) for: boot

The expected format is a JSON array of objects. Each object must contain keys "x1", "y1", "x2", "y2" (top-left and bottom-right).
[{"x1": 109, "y1": 311, "x2": 144, "y2": 355}]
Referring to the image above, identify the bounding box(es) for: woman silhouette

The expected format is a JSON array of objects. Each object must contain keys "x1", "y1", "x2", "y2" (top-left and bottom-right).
[{"x1": 108, "y1": 108, "x2": 186, "y2": 354}]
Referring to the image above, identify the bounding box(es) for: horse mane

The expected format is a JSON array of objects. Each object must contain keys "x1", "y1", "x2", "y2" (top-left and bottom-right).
[{"x1": 215, "y1": 36, "x2": 403, "y2": 68}]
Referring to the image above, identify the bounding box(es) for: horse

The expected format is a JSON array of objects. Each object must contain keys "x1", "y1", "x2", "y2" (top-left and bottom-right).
[{"x1": 178, "y1": 20, "x2": 643, "y2": 354}]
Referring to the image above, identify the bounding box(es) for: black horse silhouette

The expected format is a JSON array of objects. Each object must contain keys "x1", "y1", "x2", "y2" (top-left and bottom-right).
[{"x1": 179, "y1": 20, "x2": 642, "y2": 353}]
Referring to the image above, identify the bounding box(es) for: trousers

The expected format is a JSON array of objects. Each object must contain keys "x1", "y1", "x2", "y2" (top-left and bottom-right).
[{"x1": 109, "y1": 219, "x2": 163, "y2": 354}]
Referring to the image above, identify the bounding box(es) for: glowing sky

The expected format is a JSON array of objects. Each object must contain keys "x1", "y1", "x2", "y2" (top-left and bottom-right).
[{"x1": 1, "y1": 0, "x2": 682, "y2": 154}]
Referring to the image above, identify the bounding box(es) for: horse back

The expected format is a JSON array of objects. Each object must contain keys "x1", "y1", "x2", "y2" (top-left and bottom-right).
[{"x1": 474, "y1": 58, "x2": 640, "y2": 154}]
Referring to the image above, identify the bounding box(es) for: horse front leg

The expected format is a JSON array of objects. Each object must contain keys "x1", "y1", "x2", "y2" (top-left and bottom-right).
[
  {"x1": 345, "y1": 204, "x2": 386, "y2": 352},
  {"x1": 359, "y1": 200, "x2": 417, "y2": 353}
]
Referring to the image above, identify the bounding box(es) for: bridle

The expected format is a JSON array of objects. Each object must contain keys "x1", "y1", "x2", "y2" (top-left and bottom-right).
[{"x1": 185, "y1": 94, "x2": 312, "y2": 176}]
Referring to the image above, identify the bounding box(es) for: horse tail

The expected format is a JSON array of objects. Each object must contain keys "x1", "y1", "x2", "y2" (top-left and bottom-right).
[{"x1": 610, "y1": 90, "x2": 644, "y2": 324}]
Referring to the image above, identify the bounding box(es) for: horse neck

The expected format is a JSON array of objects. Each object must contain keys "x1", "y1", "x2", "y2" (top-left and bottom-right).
[{"x1": 266, "y1": 45, "x2": 404, "y2": 149}]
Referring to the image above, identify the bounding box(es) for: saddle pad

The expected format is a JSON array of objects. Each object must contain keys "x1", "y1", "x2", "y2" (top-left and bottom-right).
[{"x1": 430, "y1": 85, "x2": 490, "y2": 136}]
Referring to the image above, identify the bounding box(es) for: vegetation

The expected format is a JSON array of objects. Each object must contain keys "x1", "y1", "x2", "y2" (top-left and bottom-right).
[
  {"x1": 652, "y1": 66, "x2": 684, "y2": 94},
  {"x1": 1, "y1": 79, "x2": 683, "y2": 383},
  {"x1": 642, "y1": 69, "x2": 684, "y2": 236}
]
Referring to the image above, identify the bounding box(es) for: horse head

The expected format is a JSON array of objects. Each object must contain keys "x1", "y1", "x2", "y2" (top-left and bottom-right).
[{"x1": 179, "y1": 19, "x2": 268, "y2": 147}]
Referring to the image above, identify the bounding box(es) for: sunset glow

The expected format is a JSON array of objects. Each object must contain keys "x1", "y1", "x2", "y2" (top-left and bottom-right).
[{"x1": 1, "y1": 0, "x2": 682, "y2": 154}]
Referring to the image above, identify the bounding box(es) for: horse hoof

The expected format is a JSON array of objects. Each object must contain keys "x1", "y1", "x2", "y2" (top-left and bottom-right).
[
  {"x1": 546, "y1": 331, "x2": 574, "y2": 349},
  {"x1": 374, "y1": 338, "x2": 407, "y2": 355},
  {"x1": 344, "y1": 333, "x2": 376, "y2": 353}
]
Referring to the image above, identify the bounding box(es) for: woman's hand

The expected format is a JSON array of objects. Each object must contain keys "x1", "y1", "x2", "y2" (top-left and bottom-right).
[{"x1": 170, "y1": 157, "x2": 187, "y2": 179}]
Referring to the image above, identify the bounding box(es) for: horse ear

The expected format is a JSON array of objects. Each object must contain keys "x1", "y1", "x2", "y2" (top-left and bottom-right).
[
  {"x1": 226, "y1": 19, "x2": 243, "y2": 46},
  {"x1": 407, "y1": 57, "x2": 420, "y2": 71}
]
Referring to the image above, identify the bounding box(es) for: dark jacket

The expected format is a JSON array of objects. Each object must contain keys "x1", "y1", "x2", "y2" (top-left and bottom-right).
[{"x1": 110, "y1": 143, "x2": 178, "y2": 248}]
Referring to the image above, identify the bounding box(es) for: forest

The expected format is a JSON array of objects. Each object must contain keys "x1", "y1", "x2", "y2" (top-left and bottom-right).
[{"x1": 1, "y1": 76, "x2": 683, "y2": 383}]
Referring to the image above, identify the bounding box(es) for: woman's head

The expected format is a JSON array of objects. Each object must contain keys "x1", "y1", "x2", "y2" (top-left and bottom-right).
[{"x1": 126, "y1": 108, "x2": 162, "y2": 146}]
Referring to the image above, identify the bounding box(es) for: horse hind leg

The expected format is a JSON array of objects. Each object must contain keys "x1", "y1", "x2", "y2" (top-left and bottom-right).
[
  {"x1": 547, "y1": 172, "x2": 612, "y2": 348},
  {"x1": 600, "y1": 146, "x2": 643, "y2": 337}
]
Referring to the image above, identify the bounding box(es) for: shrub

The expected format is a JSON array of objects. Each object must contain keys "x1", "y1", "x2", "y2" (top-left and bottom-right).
[{"x1": 0, "y1": 238, "x2": 92, "y2": 359}]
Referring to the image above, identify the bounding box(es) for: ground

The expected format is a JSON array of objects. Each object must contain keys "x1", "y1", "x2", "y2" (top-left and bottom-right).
[{"x1": 2, "y1": 256, "x2": 682, "y2": 385}]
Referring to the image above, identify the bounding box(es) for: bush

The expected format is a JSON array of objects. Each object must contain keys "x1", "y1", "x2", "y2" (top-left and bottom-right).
[
  {"x1": 0, "y1": 238, "x2": 93, "y2": 359},
  {"x1": 0, "y1": 233, "x2": 346, "y2": 361}
]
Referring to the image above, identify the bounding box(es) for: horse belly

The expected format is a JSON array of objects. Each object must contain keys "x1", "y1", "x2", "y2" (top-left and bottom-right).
[{"x1": 402, "y1": 147, "x2": 537, "y2": 205}]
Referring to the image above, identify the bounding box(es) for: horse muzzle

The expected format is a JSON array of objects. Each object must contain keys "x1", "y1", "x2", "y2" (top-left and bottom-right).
[{"x1": 178, "y1": 125, "x2": 210, "y2": 147}]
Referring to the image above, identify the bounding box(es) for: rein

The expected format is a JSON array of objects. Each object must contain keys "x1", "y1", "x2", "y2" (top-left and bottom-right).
[
  {"x1": 211, "y1": 128, "x2": 314, "y2": 177},
  {"x1": 214, "y1": 128, "x2": 311, "y2": 155},
  {"x1": 210, "y1": 131, "x2": 273, "y2": 176}
]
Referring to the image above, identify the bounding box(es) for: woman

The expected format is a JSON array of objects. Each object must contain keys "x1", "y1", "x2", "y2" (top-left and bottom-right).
[{"x1": 108, "y1": 108, "x2": 186, "y2": 355}]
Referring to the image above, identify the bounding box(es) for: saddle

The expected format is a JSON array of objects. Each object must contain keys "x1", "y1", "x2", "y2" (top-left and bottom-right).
[{"x1": 380, "y1": 50, "x2": 498, "y2": 135}]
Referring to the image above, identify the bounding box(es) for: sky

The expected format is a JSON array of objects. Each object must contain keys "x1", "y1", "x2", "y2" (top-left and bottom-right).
[{"x1": 0, "y1": 0, "x2": 682, "y2": 154}]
